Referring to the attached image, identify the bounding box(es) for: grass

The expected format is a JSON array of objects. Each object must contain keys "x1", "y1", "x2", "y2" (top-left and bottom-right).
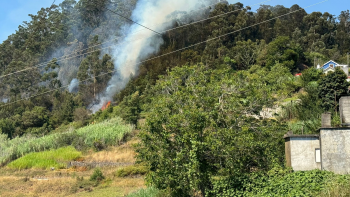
[
  {"x1": 8, "y1": 146, "x2": 81, "y2": 170},
  {"x1": 0, "y1": 117, "x2": 134, "y2": 166},
  {"x1": 115, "y1": 165, "x2": 149, "y2": 177},
  {"x1": 84, "y1": 138, "x2": 138, "y2": 163},
  {"x1": 127, "y1": 187, "x2": 162, "y2": 197}
]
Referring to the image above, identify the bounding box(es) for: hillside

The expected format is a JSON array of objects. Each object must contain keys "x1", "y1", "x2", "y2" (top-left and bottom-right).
[{"x1": 1, "y1": 0, "x2": 350, "y2": 196}]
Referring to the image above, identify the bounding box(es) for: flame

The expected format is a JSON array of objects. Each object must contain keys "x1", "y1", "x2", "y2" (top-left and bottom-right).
[{"x1": 101, "y1": 101, "x2": 111, "y2": 111}]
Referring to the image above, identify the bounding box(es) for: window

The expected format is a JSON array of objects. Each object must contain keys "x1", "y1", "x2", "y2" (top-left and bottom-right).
[
  {"x1": 330, "y1": 64, "x2": 334, "y2": 68},
  {"x1": 315, "y1": 148, "x2": 321, "y2": 163}
]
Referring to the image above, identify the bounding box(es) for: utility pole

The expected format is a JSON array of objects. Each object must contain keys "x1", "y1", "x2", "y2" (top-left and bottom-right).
[{"x1": 335, "y1": 90, "x2": 337, "y2": 116}]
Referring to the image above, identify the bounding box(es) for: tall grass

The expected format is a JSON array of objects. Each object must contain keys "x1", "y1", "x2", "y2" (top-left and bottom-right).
[
  {"x1": 0, "y1": 117, "x2": 133, "y2": 166},
  {"x1": 8, "y1": 146, "x2": 81, "y2": 170}
]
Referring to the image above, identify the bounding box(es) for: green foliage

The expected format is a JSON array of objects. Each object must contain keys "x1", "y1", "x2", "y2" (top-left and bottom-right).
[
  {"x1": 300, "y1": 67, "x2": 323, "y2": 87},
  {"x1": 137, "y1": 65, "x2": 294, "y2": 196},
  {"x1": 264, "y1": 36, "x2": 300, "y2": 70},
  {"x1": 0, "y1": 117, "x2": 133, "y2": 166},
  {"x1": 208, "y1": 169, "x2": 336, "y2": 197},
  {"x1": 90, "y1": 168, "x2": 105, "y2": 182},
  {"x1": 127, "y1": 187, "x2": 163, "y2": 197},
  {"x1": 318, "y1": 67, "x2": 349, "y2": 111},
  {"x1": 115, "y1": 165, "x2": 149, "y2": 177},
  {"x1": 7, "y1": 146, "x2": 81, "y2": 170}
]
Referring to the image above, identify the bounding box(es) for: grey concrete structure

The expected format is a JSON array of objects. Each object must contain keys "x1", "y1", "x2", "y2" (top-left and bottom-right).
[
  {"x1": 340, "y1": 97, "x2": 350, "y2": 126},
  {"x1": 320, "y1": 128, "x2": 350, "y2": 174},
  {"x1": 321, "y1": 113, "x2": 332, "y2": 128},
  {"x1": 284, "y1": 134, "x2": 321, "y2": 171}
]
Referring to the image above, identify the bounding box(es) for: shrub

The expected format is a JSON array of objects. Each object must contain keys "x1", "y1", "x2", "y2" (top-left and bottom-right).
[
  {"x1": 115, "y1": 165, "x2": 149, "y2": 177},
  {"x1": 90, "y1": 168, "x2": 105, "y2": 182},
  {"x1": 127, "y1": 187, "x2": 163, "y2": 197},
  {"x1": 208, "y1": 169, "x2": 337, "y2": 197}
]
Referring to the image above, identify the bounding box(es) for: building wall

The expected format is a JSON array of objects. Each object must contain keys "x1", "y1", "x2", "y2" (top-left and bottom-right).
[
  {"x1": 320, "y1": 129, "x2": 350, "y2": 174},
  {"x1": 289, "y1": 137, "x2": 321, "y2": 171}
]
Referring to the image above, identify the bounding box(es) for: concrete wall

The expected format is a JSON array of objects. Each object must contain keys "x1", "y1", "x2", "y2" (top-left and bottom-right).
[
  {"x1": 320, "y1": 129, "x2": 350, "y2": 174},
  {"x1": 288, "y1": 137, "x2": 321, "y2": 171}
]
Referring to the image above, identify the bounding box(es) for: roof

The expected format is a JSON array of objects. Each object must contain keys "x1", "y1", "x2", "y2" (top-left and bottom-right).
[
  {"x1": 283, "y1": 132, "x2": 319, "y2": 139},
  {"x1": 322, "y1": 60, "x2": 339, "y2": 70}
]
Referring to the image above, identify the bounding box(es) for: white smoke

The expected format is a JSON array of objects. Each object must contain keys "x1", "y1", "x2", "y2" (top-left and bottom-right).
[
  {"x1": 91, "y1": 0, "x2": 216, "y2": 112},
  {"x1": 68, "y1": 78, "x2": 79, "y2": 93}
]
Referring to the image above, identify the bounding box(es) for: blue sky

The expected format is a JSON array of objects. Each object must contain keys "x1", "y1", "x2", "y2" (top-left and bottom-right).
[
  {"x1": 0, "y1": 0, "x2": 64, "y2": 43},
  {"x1": 228, "y1": 0, "x2": 349, "y2": 15},
  {"x1": 0, "y1": 0, "x2": 349, "y2": 43}
]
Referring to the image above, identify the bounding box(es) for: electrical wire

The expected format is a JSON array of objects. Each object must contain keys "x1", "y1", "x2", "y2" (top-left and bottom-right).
[
  {"x1": 0, "y1": 0, "x2": 330, "y2": 108},
  {"x1": 104, "y1": 7, "x2": 161, "y2": 35},
  {"x1": 0, "y1": 0, "x2": 271, "y2": 79}
]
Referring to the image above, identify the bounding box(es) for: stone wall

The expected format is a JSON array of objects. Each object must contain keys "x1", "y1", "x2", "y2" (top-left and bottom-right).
[{"x1": 320, "y1": 128, "x2": 350, "y2": 174}]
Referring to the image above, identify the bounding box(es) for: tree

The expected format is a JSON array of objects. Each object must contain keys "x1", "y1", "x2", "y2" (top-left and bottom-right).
[
  {"x1": 318, "y1": 67, "x2": 349, "y2": 111},
  {"x1": 41, "y1": 58, "x2": 62, "y2": 89},
  {"x1": 77, "y1": 36, "x2": 114, "y2": 104},
  {"x1": 264, "y1": 36, "x2": 299, "y2": 70},
  {"x1": 231, "y1": 39, "x2": 265, "y2": 70},
  {"x1": 137, "y1": 65, "x2": 291, "y2": 196}
]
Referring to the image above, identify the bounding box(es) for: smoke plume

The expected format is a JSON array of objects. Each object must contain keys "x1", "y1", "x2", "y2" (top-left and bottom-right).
[
  {"x1": 68, "y1": 78, "x2": 79, "y2": 93},
  {"x1": 91, "y1": 0, "x2": 217, "y2": 112}
]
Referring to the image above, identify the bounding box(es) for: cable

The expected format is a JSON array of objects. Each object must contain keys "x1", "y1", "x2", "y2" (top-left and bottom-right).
[
  {"x1": 0, "y1": 0, "x2": 330, "y2": 108},
  {"x1": 104, "y1": 7, "x2": 161, "y2": 35},
  {"x1": 0, "y1": 0, "x2": 271, "y2": 79},
  {"x1": 0, "y1": 1, "x2": 224, "y2": 78}
]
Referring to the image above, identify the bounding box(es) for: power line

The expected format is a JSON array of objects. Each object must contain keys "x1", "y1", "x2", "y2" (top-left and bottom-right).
[
  {"x1": 0, "y1": 0, "x2": 271, "y2": 79},
  {"x1": 104, "y1": 7, "x2": 161, "y2": 35},
  {"x1": 0, "y1": 0, "x2": 330, "y2": 108}
]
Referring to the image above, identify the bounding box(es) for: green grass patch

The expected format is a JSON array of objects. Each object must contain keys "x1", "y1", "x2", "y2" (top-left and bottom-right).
[
  {"x1": 115, "y1": 165, "x2": 149, "y2": 177},
  {"x1": 127, "y1": 187, "x2": 162, "y2": 197},
  {"x1": 8, "y1": 146, "x2": 81, "y2": 170}
]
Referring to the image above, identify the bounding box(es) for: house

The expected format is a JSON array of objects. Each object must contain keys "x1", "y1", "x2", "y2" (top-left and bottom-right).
[
  {"x1": 284, "y1": 97, "x2": 350, "y2": 174},
  {"x1": 317, "y1": 60, "x2": 349, "y2": 76}
]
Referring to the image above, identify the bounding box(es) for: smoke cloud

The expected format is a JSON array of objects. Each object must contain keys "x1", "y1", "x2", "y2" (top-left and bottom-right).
[
  {"x1": 68, "y1": 78, "x2": 79, "y2": 93},
  {"x1": 91, "y1": 0, "x2": 217, "y2": 112}
]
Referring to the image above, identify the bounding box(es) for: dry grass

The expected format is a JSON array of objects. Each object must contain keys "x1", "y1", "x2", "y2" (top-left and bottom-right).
[
  {"x1": 0, "y1": 137, "x2": 144, "y2": 197},
  {"x1": 0, "y1": 176, "x2": 75, "y2": 197},
  {"x1": 84, "y1": 138, "x2": 139, "y2": 163},
  {"x1": 112, "y1": 177, "x2": 146, "y2": 196},
  {"x1": 0, "y1": 168, "x2": 146, "y2": 197}
]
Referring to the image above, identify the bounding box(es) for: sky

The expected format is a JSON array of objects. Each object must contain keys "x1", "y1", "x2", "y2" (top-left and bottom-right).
[
  {"x1": 0, "y1": 0, "x2": 349, "y2": 43},
  {"x1": 0, "y1": 0, "x2": 64, "y2": 43}
]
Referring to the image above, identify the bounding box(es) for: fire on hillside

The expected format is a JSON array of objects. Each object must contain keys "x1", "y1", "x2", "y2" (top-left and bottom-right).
[{"x1": 101, "y1": 101, "x2": 111, "y2": 111}]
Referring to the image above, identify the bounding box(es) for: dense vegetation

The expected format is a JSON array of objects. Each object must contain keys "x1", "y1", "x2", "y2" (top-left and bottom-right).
[
  {"x1": 1, "y1": 0, "x2": 350, "y2": 196},
  {"x1": 0, "y1": 117, "x2": 133, "y2": 166}
]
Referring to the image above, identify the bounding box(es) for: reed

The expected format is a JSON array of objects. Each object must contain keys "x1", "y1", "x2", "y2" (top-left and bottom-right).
[{"x1": 0, "y1": 117, "x2": 133, "y2": 166}]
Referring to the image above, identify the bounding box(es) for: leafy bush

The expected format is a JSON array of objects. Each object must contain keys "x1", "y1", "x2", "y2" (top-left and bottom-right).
[
  {"x1": 208, "y1": 169, "x2": 337, "y2": 197},
  {"x1": 7, "y1": 146, "x2": 81, "y2": 170},
  {"x1": 127, "y1": 187, "x2": 163, "y2": 197},
  {"x1": 0, "y1": 117, "x2": 133, "y2": 166},
  {"x1": 90, "y1": 168, "x2": 105, "y2": 182},
  {"x1": 115, "y1": 165, "x2": 149, "y2": 177}
]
